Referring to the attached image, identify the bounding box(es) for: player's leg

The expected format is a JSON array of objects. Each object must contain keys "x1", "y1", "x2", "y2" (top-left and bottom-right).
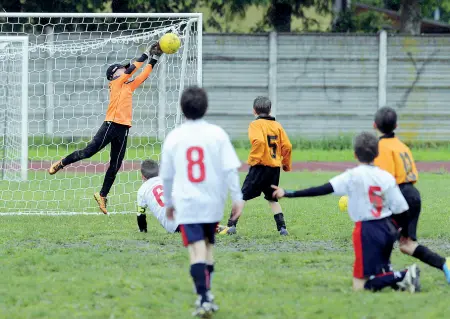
[
  {"x1": 263, "y1": 167, "x2": 287, "y2": 235},
  {"x1": 353, "y1": 220, "x2": 418, "y2": 292},
  {"x1": 180, "y1": 224, "x2": 213, "y2": 317},
  {"x1": 204, "y1": 223, "x2": 219, "y2": 312},
  {"x1": 49, "y1": 121, "x2": 114, "y2": 174},
  {"x1": 94, "y1": 124, "x2": 128, "y2": 213},
  {"x1": 398, "y1": 185, "x2": 449, "y2": 282},
  {"x1": 226, "y1": 166, "x2": 262, "y2": 234}
]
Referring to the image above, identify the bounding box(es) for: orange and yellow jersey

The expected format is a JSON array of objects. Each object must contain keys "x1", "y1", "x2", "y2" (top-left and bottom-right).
[
  {"x1": 105, "y1": 61, "x2": 153, "y2": 126},
  {"x1": 247, "y1": 116, "x2": 292, "y2": 171},
  {"x1": 374, "y1": 133, "x2": 418, "y2": 185}
]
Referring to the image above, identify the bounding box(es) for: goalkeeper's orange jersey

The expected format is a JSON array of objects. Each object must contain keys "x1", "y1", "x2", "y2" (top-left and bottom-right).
[
  {"x1": 374, "y1": 134, "x2": 418, "y2": 184},
  {"x1": 247, "y1": 116, "x2": 292, "y2": 171},
  {"x1": 105, "y1": 61, "x2": 153, "y2": 126}
]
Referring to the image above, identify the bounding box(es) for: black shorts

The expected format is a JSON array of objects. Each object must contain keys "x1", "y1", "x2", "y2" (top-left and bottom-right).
[
  {"x1": 179, "y1": 223, "x2": 219, "y2": 247},
  {"x1": 242, "y1": 165, "x2": 281, "y2": 202},
  {"x1": 395, "y1": 183, "x2": 421, "y2": 241},
  {"x1": 353, "y1": 218, "x2": 397, "y2": 279}
]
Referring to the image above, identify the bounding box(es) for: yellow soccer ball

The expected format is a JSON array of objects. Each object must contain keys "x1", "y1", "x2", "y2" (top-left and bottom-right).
[
  {"x1": 159, "y1": 33, "x2": 181, "y2": 54},
  {"x1": 338, "y1": 196, "x2": 348, "y2": 212}
]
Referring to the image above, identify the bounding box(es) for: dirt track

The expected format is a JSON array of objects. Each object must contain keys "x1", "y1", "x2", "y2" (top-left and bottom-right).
[{"x1": 30, "y1": 161, "x2": 450, "y2": 173}]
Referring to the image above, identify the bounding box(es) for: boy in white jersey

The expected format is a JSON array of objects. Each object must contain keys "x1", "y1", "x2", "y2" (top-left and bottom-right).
[
  {"x1": 136, "y1": 159, "x2": 179, "y2": 233},
  {"x1": 160, "y1": 86, "x2": 244, "y2": 317},
  {"x1": 136, "y1": 159, "x2": 228, "y2": 235},
  {"x1": 272, "y1": 132, "x2": 421, "y2": 293}
]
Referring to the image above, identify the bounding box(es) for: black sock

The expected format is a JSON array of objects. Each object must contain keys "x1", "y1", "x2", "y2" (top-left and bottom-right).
[
  {"x1": 273, "y1": 212, "x2": 286, "y2": 231},
  {"x1": 227, "y1": 212, "x2": 238, "y2": 227},
  {"x1": 412, "y1": 245, "x2": 446, "y2": 270},
  {"x1": 364, "y1": 270, "x2": 407, "y2": 291},
  {"x1": 190, "y1": 263, "x2": 208, "y2": 303},
  {"x1": 206, "y1": 264, "x2": 214, "y2": 290}
]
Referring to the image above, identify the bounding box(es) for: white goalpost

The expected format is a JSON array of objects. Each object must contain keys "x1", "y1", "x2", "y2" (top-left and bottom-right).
[{"x1": 0, "y1": 13, "x2": 202, "y2": 214}]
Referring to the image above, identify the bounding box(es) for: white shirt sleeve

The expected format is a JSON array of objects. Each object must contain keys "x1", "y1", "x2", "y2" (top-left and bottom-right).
[
  {"x1": 225, "y1": 168, "x2": 243, "y2": 203},
  {"x1": 160, "y1": 135, "x2": 175, "y2": 207},
  {"x1": 329, "y1": 171, "x2": 351, "y2": 196},
  {"x1": 220, "y1": 131, "x2": 241, "y2": 171},
  {"x1": 385, "y1": 184, "x2": 409, "y2": 214}
]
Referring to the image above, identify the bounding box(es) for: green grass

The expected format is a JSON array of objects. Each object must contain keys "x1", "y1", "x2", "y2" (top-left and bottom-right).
[
  {"x1": 28, "y1": 145, "x2": 450, "y2": 162},
  {"x1": 1, "y1": 170, "x2": 450, "y2": 318}
]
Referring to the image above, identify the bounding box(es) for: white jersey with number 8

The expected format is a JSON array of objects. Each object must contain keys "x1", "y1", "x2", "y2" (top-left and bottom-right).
[
  {"x1": 330, "y1": 164, "x2": 409, "y2": 222},
  {"x1": 160, "y1": 119, "x2": 241, "y2": 224}
]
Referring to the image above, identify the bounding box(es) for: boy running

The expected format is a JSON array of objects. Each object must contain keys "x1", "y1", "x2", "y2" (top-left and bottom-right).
[
  {"x1": 373, "y1": 106, "x2": 450, "y2": 282},
  {"x1": 225, "y1": 97, "x2": 292, "y2": 236},
  {"x1": 160, "y1": 86, "x2": 244, "y2": 317},
  {"x1": 48, "y1": 43, "x2": 163, "y2": 214},
  {"x1": 272, "y1": 132, "x2": 420, "y2": 293}
]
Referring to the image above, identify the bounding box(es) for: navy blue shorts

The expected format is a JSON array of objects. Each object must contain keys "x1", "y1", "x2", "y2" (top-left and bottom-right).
[
  {"x1": 179, "y1": 223, "x2": 219, "y2": 247},
  {"x1": 352, "y1": 218, "x2": 397, "y2": 279}
]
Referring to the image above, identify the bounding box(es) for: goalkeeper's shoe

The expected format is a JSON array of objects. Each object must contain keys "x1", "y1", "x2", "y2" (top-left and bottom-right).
[
  {"x1": 443, "y1": 258, "x2": 450, "y2": 283},
  {"x1": 94, "y1": 192, "x2": 108, "y2": 214},
  {"x1": 48, "y1": 159, "x2": 64, "y2": 175}
]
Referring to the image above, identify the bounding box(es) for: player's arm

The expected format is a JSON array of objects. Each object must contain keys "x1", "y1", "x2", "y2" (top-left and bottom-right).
[
  {"x1": 272, "y1": 171, "x2": 349, "y2": 199},
  {"x1": 280, "y1": 127, "x2": 292, "y2": 172},
  {"x1": 115, "y1": 55, "x2": 148, "y2": 84},
  {"x1": 160, "y1": 137, "x2": 175, "y2": 212},
  {"x1": 129, "y1": 43, "x2": 163, "y2": 91},
  {"x1": 137, "y1": 190, "x2": 148, "y2": 233},
  {"x1": 247, "y1": 122, "x2": 266, "y2": 166},
  {"x1": 385, "y1": 182, "x2": 409, "y2": 231}
]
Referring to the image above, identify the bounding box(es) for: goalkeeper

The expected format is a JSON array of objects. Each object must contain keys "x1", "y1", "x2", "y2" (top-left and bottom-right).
[{"x1": 48, "y1": 43, "x2": 163, "y2": 214}]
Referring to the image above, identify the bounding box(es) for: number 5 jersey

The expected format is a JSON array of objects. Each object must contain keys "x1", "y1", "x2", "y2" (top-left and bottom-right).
[
  {"x1": 247, "y1": 115, "x2": 292, "y2": 171},
  {"x1": 330, "y1": 164, "x2": 409, "y2": 222}
]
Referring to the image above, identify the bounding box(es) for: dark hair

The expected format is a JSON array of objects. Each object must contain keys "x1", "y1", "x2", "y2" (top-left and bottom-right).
[
  {"x1": 141, "y1": 159, "x2": 159, "y2": 179},
  {"x1": 180, "y1": 86, "x2": 208, "y2": 120},
  {"x1": 253, "y1": 96, "x2": 271, "y2": 115},
  {"x1": 354, "y1": 132, "x2": 379, "y2": 163},
  {"x1": 374, "y1": 107, "x2": 397, "y2": 134}
]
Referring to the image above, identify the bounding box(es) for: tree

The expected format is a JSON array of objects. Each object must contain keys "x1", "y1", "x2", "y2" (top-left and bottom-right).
[{"x1": 399, "y1": 0, "x2": 421, "y2": 34}]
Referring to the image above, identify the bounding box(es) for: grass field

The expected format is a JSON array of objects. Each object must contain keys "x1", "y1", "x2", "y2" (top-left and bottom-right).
[
  {"x1": 1, "y1": 170, "x2": 450, "y2": 318},
  {"x1": 28, "y1": 145, "x2": 450, "y2": 162}
]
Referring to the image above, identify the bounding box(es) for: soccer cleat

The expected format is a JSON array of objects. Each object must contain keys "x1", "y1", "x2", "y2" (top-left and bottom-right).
[
  {"x1": 226, "y1": 225, "x2": 237, "y2": 235},
  {"x1": 443, "y1": 258, "x2": 450, "y2": 284},
  {"x1": 192, "y1": 301, "x2": 213, "y2": 318},
  {"x1": 195, "y1": 292, "x2": 219, "y2": 312},
  {"x1": 216, "y1": 225, "x2": 229, "y2": 235},
  {"x1": 94, "y1": 192, "x2": 108, "y2": 214},
  {"x1": 398, "y1": 264, "x2": 421, "y2": 293},
  {"x1": 48, "y1": 159, "x2": 64, "y2": 175},
  {"x1": 279, "y1": 227, "x2": 289, "y2": 236}
]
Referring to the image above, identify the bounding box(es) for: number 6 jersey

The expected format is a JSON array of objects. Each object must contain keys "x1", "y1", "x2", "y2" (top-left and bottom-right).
[
  {"x1": 160, "y1": 119, "x2": 242, "y2": 224},
  {"x1": 137, "y1": 176, "x2": 179, "y2": 233},
  {"x1": 330, "y1": 165, "x2": 409, "y2": 222}
]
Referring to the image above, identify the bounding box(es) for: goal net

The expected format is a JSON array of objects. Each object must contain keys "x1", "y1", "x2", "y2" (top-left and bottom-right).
[{"x1": 0, "y1": 13, "x2": 202, "y2": 214}]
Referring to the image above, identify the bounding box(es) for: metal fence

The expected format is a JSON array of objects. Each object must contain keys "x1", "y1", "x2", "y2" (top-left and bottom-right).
[{"x1": 9, "y1": 32, "x2": 450, "y2": 140}]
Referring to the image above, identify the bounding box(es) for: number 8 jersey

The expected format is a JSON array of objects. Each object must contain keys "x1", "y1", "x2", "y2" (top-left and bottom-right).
[
  {"x1": 330, "y1": 165, "x2": 409, "y2": 222},
  {"x1": 160, "y1": 119, "x2": 242, "y2": 224}
]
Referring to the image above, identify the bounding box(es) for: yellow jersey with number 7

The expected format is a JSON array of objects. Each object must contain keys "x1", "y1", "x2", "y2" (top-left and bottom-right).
[{"x1": 374, "y1": 135, "x2": 418, "y2": 185}]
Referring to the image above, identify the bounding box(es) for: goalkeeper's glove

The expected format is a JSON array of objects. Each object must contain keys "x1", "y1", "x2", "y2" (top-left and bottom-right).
[
  {"x1": 146, "y1": 42, "x2": 163, "y2": 67},
  {"x1": 137, "y1": 213, "x2": 147, "y2": 233}
]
